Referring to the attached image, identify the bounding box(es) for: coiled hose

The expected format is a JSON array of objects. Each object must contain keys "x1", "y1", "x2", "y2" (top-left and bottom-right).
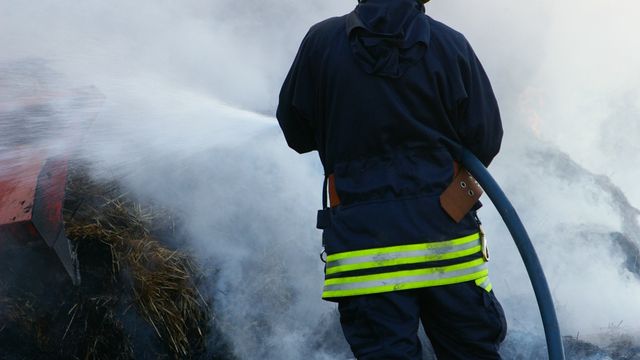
[{"x1": 461, "y1": 149, "x2": 566, "y2": 360}]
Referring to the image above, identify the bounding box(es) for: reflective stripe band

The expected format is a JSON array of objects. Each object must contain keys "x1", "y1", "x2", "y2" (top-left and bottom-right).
[
  {"x1": 326, "y1": 232, "x2": 480, "y2": 262},
  {"x1": 325, "y1": 257, "x2": 486, "y2": 286},
  {"x1": 322, "y1": 233, "x2": 488, "y2": 299},
  {"x1": 322, "y1": 258, "x2": 488, "y2": 299},
  {"x1": 475, "y1": 276, "x2": 493, "y2": 292},
  {"x1": 325, "y1": 238, "x2": 482, "y2": 275}
]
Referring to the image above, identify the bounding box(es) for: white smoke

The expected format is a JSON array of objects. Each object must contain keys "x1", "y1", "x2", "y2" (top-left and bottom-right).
[{"x1": 1, "y1": 0, "x2": 640, "y2": 358}]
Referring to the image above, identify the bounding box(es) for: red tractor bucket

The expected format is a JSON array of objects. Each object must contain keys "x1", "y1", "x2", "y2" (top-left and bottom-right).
[{"x1": 0, "y1": 150, "x2": 81, "y2": 285}]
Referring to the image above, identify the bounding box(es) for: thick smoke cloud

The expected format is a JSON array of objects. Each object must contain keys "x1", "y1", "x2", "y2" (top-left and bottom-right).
[{"x1": 1, "y1": 0, "x2": 640, "y2": 358}]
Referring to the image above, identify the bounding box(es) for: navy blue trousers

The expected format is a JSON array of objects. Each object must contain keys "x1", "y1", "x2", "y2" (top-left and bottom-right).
[{"x1": 337, "y1": 282, "x2": 507, "y2": 359}]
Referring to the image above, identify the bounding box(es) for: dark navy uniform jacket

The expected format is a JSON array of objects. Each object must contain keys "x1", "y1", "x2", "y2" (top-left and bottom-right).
[{"x1": 277, "y1": 0, "x2": 503, "y2": 256}]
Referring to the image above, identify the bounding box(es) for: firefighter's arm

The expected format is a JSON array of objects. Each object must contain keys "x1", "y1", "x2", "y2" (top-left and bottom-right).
[
  {"x1": 276, "y1": 34, "x2": 317, "y2": 154},
  {"x1": 454, "y1": 43, "x2": 503, "y2": 166}
]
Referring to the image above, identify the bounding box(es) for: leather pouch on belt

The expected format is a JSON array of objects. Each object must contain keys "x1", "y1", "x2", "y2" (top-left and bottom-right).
[{"x1": 440, "y1": 167, "x2": 483, "y2": 223}]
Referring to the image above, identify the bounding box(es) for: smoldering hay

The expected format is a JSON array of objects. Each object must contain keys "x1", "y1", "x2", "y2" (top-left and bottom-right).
[{"x1": 1, "y1": 0, "x2": 640, "y2": 358}]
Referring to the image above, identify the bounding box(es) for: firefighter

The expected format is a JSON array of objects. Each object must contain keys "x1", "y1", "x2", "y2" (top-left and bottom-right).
[{"x1": 277, "y1": 0, "x2": 506, "y2": 358}]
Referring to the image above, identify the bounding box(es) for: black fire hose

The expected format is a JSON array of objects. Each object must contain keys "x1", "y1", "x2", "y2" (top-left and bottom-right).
[{"x1": 461, "y1": 149, "x2": 566, "y2": 360}]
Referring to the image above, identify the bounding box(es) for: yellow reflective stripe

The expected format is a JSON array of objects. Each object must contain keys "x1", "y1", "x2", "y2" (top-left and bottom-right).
[
  {"x1": 326, "y1": 238, "x2": 481, "y2": 270},
  {"x1": 322, "y1": 268, "x2": 489, "y2": 298},
  {"x1": 475, "y1": 276, "x2": 493, "y2": 292},
  {"x1": 325, "y1": 245, "x2": 482, "y2": 275},
  {"x1": 326, "y1": 232, "x2": 480, "y2": 262},
  {"x1": 325, "y1": 257, "x2": 486, "y2": 286}
]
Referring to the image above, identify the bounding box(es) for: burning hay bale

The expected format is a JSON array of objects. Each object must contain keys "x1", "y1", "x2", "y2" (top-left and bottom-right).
[
  {"x1": 0, "y1": 164, "x2": 235, "y2": 359},
  {"x1": 63, "y1": 165, "x2": 215, "y2": 358}
]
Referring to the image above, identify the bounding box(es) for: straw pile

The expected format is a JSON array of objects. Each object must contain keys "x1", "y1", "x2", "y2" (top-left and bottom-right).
[
  {"x1": 63, "y1": 164, "x2": 213, "y2": 358},
  {"x1": 0, "y1": 162, "x2": 236, "y2": 359}
]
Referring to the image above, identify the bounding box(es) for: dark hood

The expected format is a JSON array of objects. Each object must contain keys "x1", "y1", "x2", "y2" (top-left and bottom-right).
[{"x1": 346, "y1": 0, "x2": 431, "y2": 78}]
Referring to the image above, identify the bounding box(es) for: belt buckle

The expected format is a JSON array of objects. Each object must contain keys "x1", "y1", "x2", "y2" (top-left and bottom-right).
[{"x1": 479, "y1": 225, "x2": 490, "y2": 262}]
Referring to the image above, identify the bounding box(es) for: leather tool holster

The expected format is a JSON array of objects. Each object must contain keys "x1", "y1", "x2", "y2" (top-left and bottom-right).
[{"x1": 440, "y1": 165, "x2": 483, "y2": 223}]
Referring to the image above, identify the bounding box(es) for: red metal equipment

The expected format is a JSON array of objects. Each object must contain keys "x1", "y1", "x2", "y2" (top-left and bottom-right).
[
  {"x1": 0, "y1": 150, "x2": 80, "y2": 285},
  {"x1": 0, "y1": 70, "x2": 101, "y2": 286}
]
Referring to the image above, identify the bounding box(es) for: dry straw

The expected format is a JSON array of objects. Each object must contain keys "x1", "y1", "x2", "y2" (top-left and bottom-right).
[{"x1": 65, "y1": 166, "x2": 209, "y2": 358}]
